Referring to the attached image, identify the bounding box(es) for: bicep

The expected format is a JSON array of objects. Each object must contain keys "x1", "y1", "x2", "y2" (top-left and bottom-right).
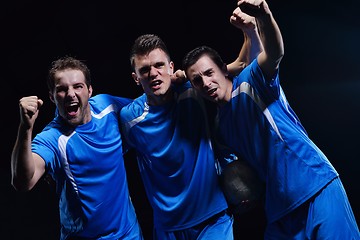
[
  {"x1": 30, "y1": 152, "x2": 46, "y2": 187},
  {"x1": 257, "y1": 51, "x2": 279, "y2": 81}
]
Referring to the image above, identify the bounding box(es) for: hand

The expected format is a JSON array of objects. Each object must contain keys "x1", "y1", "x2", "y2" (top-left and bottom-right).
[
  {"x1": 171, "y1": 69, "x2": 187, "y2": 85},
  {"x1": 19, "y1": 96, "x2": 43, "y2": 129},
  {"x1": 237, "y1": 0, "x2": 270, "y2": 18},
  {"x1": 230, "y1": 6, "x2": 258, "y2": 35}
]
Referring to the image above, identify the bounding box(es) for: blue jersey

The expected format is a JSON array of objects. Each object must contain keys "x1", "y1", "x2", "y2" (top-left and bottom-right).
[
  {"x1": 32, "y1": 94, "x2": 138, "y2": 239},
  {"x1": 217, "y1": 60, "x2": 338, "y2": 223},
  {"x1": 120, "y1": 83, "x2": 228, "y2": 231}
]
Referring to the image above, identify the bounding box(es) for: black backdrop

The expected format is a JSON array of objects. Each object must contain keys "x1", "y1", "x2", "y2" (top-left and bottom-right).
[{"x1": 1, "y1": 1, "x2": 359, "y2": 239}]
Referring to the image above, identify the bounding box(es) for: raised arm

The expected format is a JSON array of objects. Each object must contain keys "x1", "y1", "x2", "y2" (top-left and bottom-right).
[
  {"x1": 227, "y1": 5, "x2": 263, "y2": 76},
  {"x1": 171, "y1": 4, "x2": 263, "y2": 84},
  {"x1": 238, "y1": 0, "x2": 284, "y2": 80},
  {"x1": 11, "y1": 96, "x2": 46, "y2": 191}
]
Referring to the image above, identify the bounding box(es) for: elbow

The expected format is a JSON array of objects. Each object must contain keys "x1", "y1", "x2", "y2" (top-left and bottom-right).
[
  {"x1": 276, "y1": 52, "x2": 284, "y2": 66},
  {"x1": 279, "y1": 40, "x2": 285, "y2": 59},
  {"x1": 274, "y1": 45, "x2": 285, "y2": 67},
  {"x1": 279, "y1": 44, "x2": 285, "y2": 61},
  {"x1": 11, "y1": 177, "x2": 33, "y2": 192}
]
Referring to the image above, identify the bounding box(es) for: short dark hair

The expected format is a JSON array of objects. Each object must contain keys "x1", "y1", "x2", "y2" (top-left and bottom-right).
[
  {"x1": 47, "y1": 56, "x2": 91, "y2": 92},
  {"x1": 129, "y1": 34, "x2": 171, "y2": 70},
  {"x1": 182, "y1": 46, "x2": 225, "y2": 74}
]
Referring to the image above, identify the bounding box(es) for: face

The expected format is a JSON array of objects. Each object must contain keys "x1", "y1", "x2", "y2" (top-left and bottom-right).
[
  {"x1": 132, "y1": 48, "x2": 174, "y2": 105},
  {"x1": 49, "y1": 69, "x2": 93, "y2": 126},
  {"x1": 187, "y1": 55, "x2": 232, "y2": 105}
]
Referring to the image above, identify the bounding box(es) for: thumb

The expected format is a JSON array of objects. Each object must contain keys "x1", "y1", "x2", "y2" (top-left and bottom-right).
[{"x1": 37, "y1": 99, "x2": 44, "y2": 108}]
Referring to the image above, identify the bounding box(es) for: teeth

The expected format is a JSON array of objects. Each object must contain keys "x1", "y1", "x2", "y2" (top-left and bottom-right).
[
  {"x1": 69, "y1": 102, "x2": 78, "y2": 106},
  {"x1": 208, "y1": 88, "x2": 216, "y2": 94},
  {"x1": 151, "y1": 80, "x2": 161, "y2": 86}
]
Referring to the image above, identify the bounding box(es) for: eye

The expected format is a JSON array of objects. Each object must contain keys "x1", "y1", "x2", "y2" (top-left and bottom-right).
[
  {"x1": 55, "y1": 86, "x2": 67, "y2": 94},
  {"x1": 204, "y1": 69, "x2": 214, "y2": 77},
  {"x1": 154, "y1": 62, "x2": 165, "y2": 69},
  {"x1": 139, "y1": 66, "x2": 150, "y2": 75},
  {"x1": 191, "y1": 76, "x2": 203, "y2": 87},
  {"x1": 74, "y1": 84, "x2": 84, "y2": 89}
]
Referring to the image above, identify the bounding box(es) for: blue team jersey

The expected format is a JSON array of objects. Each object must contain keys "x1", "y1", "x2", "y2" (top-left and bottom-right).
[
  {"x1": 217, "y1": 60, "x2": 338, "y2": 223},
  {"x1": 32, "y1": 94, "x2": 138, "y2": 239},
  {"x1": 120, "y1": 83, "x2": 228, "y2": 231}
]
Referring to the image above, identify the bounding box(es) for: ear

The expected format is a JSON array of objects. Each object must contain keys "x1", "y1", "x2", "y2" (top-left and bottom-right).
[
  {"x1": 168, "y1": 61, "x2": 174, "y2": 75},
  {"x1": 49, "y1": 91, "x2": 55, "y2": 103},
  {"x1": 132, "y1": 72, "x2": 140, "y2": 86},
  {"x1": 88, "y1": 85, "x2": 93, "y2": 97},
  {"x1": 222, "y1": 63, "x2": 230, "y2": 77}
]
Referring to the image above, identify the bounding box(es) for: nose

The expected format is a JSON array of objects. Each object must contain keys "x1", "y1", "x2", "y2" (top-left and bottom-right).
[
  {"x1": 67, "y1": 87, "x2": 76, "y2": 98},
  {"x1": 148, "y1": 66, "x2": 158, "y2": 79},
  {"x1": 202, "y1": 77, "x2": 212, "y2": 88}
]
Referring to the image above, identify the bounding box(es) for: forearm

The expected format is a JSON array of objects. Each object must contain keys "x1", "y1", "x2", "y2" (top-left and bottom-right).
[
  {"x1": 244, "y1": 25, "x2": 263, "y2": 63},
  {"x1": 228, "y1": 19, "x2": 263, "y2": 76},
  {"x1": 11, "y1": 125, "x2": 38, "y2": 191},
  {"x1": 256, "y1": 10, "x2": 284, "y2": 73}
]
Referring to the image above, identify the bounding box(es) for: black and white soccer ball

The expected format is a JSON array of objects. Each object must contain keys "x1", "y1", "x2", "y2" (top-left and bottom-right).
[{"x1": 219, "y1": 159, "x2": 265, "y2": 215}]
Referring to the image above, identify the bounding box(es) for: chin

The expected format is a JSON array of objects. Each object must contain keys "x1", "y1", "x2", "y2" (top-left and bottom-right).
[
  {"x1": 203, "y1": 94, "x2": 216, "y2": 103},
  {"x1": 66, "y1": 117, "x2": 82, "y2": 126},
  {"x1": 155, "y1": 88, "x2": 169, "y2": 96}
]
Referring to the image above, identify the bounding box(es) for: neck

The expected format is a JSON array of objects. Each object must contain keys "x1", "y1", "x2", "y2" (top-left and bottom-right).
[
  {"x1": 147, "y1": 88, "x2": 174, "y2": 106},
  {"x1": 221, "y1": 78, "x2": 233, "y2": 105}
]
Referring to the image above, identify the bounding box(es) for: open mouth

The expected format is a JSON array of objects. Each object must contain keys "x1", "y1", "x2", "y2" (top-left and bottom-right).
[
  {"x1": 150, "y1": 80, "x2": 162, "y2": 87},
  {"x1": 150, "y1": 80, "x2": 163, "y2": 91},
  {"x1": 66, "y1": 102, "x2": 79, "y2": 117},
  {"x1": 207, "y1": 88, "x2": 217, "y2": 96}
]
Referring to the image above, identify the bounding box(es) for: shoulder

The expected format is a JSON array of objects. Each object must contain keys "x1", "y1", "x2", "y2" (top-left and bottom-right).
[
  {"x1": 233, "y1": 59, "x2": 262, "y2": 84},
  {"x1": 119, "y1": 94, "x2": 147, "y2": 120},
  {"x1": 33, "y1": 120, "x2": 64, "y2": 145},
  {"x1": 90, "y1": 94, "x2": 133, "y2": 113},
  {"x1": 90, "y1": 94, "x2": 133, "y2": 105},
  {"x1": 172, "y1": 81, "x2": 191, "y2": 92}
]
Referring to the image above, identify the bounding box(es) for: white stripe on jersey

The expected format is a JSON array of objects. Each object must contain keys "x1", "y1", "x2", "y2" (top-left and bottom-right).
[
  {"x1": 58, "y1": 131, "x2": 78, "y2": 194},
  {"x1": 232, "y1": 82, "x2": 283, "y2": 141},
  {"x1": 91, "y1": 104, "x2": 117, "y2": 119}
]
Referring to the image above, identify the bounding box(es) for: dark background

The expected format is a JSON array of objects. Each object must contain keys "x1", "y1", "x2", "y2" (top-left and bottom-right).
[{"x1": 1, "y1": 1, "x2": 359, "y2": 239}]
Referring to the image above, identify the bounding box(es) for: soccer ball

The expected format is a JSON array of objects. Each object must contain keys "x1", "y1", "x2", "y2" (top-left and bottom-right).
[{"x1": 219, "y1": 159, "x2": 265, "y2": 215}]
